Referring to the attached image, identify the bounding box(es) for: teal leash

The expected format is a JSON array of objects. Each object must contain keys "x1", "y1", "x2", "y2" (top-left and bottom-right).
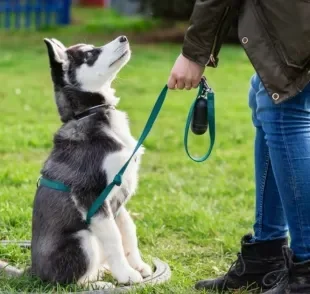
[
  {"x1": 86, "y1": 83, "x2": 169, "y2": 224},
  {"x1": 37, "y1": 77, "x2": 215, "y2": 224}
]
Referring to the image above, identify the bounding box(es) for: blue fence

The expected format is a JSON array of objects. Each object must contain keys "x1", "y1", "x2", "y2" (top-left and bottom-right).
[{"x1": 0, "y1": 0, "x2": 72, "y2": 29}]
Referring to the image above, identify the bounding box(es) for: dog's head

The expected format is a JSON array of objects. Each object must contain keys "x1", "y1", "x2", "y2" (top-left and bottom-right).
[{"x1": 44, "y1": 36, "x2": 131, "y2": 122}]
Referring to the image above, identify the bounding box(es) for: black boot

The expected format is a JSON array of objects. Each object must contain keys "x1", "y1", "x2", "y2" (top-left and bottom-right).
[
  {"x1": 262, "y1": 246, "x2": 310, "y2": 293},
  {"x1": 194, "y1": 234, "x2": 288, "y2": 293}
]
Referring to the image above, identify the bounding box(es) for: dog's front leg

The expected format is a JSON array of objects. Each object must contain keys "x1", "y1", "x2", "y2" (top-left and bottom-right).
[
  {"x1": 116, "y1": 207, "x2": 152, "y2": 278},
  {"x1": 90, "y1": 215, "x2": 143, "y2": 284}
]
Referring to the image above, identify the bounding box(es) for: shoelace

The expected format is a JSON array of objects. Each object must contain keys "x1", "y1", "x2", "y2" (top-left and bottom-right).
[
  {"x1": 262, "y1": 267, "x2": 289, "y2": 289},
  {"x1": 262, "y1": 246, "x2": 293, "y2": 289},
  {"x1": 223, "y1": 252, "x2": 246, "y2": 289}
]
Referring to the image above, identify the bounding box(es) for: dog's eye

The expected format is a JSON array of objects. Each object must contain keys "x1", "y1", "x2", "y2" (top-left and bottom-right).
[{"x1": 85, "y1": 51, "x2": 93, "y2": 61}]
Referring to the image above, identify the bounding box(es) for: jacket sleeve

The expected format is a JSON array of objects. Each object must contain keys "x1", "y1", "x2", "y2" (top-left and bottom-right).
[{"x1": 182, "y1": 0, "x2": 241, "y2": 68}]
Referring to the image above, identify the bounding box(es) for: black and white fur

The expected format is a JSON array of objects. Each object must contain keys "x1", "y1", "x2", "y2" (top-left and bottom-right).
[{"x1": 29, "y1": 36, "x2": 152, "y2": 289}]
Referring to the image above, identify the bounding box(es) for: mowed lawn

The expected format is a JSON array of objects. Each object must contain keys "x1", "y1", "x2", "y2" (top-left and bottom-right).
[{"x1": 0, "y1": 19, "x2": 256, "y2": 293}]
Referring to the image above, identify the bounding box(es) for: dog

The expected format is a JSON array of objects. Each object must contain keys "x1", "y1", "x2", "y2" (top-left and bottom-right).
[{"x1": 26, "y1": 36, "x2": 152, "y2": 289}]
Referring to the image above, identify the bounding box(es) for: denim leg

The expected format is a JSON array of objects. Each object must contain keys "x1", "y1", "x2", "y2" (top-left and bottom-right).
[
  {"x1": 255, "y1": 76, "x2": 310, "y2": 261},
  {"x1": 249, "y1": 74, "x2": 288, "y2": 242}
]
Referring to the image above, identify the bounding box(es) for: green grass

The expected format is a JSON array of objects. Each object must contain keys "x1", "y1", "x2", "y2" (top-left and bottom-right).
[{"x1": 0, "y1": 7, "x2": 258, "y2": 294}]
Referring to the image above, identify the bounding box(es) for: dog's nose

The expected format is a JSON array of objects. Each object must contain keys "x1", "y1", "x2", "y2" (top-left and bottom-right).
[{"x1": 119, "y1": 36, "x2": 128, "y2": 43}]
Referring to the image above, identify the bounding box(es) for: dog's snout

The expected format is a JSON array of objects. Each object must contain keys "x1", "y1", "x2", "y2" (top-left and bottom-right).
[{"x1": 119, "y1": 36, "x2": 128, "y2": 43}]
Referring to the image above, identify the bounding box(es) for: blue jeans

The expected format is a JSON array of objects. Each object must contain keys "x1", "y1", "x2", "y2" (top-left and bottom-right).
[{"x1": 249, "y1": 74, "x2": 310, "y2": 261}]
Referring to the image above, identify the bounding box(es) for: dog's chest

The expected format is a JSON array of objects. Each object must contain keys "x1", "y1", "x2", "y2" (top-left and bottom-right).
[
  {"x1": 104, "y1": 110, "x2": 143, "y2": 211},
  {"x1": 109, "y1": 110, "x2": 143, "y2": 159}
]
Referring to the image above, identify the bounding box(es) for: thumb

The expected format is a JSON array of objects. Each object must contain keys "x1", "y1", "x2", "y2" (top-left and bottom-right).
[{"x1": 167, "y1": 75, "x2": 177, "y2": 90}]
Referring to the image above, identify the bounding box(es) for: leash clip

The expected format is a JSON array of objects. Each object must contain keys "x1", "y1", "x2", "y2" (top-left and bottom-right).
[{"x1": 199, "y1": 76, "x2": 213, "y2": 98}]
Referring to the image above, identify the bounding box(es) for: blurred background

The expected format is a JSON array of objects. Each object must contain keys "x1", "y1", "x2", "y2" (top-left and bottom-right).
[
  {"x1": 0, "y1": 0, "x2": 239, "y2": 44},
  {"x1": 0, "y1": 1, "x2": 255, "y2": 293}
]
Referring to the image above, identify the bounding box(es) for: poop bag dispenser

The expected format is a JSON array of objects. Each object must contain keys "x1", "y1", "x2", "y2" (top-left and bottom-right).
[{"x1": 191, "y1": 96, "x2": 209, "y2": 135}]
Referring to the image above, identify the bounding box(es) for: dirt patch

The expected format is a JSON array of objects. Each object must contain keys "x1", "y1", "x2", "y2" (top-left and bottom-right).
[
  {"x1": 132, "y1": 28, "x2": 184, "y2": 43},
  {"x1": 127, "y1": 23, "x2": 239, "y2": 45},
  {"x1": 130, "y1": 24, "x2": 187, "y2": 44}
]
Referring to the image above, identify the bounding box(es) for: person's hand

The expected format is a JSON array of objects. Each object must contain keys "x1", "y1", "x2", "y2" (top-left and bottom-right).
[{"x1": 167, "y1": 54, "x2": 204, "y2": 90}]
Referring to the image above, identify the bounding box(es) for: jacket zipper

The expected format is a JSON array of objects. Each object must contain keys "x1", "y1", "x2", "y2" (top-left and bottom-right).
[{"x1": 208, "y1": 6, "x2": 231, "y2": 66}]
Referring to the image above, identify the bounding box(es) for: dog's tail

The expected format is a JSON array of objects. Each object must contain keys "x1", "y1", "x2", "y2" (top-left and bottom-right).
[{"x1": 0, "y1": 260, "x2": 24, "y2": 277}]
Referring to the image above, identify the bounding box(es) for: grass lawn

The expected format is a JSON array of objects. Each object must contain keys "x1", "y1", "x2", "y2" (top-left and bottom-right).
[{"x1": 0, "y1": 6, "x2": 257, "y2": 294}]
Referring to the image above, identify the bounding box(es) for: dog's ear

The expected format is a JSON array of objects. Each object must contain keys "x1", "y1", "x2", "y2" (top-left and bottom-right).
[
  {"x1": 44, "y1": 38, "x2": 67, "y2": 64},
  {"x1": 51, "y1": 38, "x2": 66, "y2": 51}
]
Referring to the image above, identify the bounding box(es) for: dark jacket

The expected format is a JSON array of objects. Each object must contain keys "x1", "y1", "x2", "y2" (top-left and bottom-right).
[{"x1": 182, "y1": 0, "x2": 310, "y2": 103}]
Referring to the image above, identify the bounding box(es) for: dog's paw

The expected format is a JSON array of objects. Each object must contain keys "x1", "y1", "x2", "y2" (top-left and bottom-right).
[
  {"x1": 89, "y1": 281, "x2": 115, "y2": 290},
  {"x1": 126, "y1": 254, "x2": 153, "y2": 278},
  {"x1": 136, "y1": 261, "x2": 152, "y2": 278},
  {"x1": 115, "y1": 267, "x2": 143, "y2": 284}
]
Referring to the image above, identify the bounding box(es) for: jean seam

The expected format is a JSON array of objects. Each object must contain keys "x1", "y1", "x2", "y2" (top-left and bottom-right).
[
  {"x1": 257, "y1": 149, "x2": 270, "y2": 239},
  {"x1": 280, "y1": 104, "x2": 309, "y2": 257}
]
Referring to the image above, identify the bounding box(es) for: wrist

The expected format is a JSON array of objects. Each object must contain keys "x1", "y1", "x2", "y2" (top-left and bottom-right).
[{"x1": 181, "y1": 51, "x2": 206, "y2": 69}]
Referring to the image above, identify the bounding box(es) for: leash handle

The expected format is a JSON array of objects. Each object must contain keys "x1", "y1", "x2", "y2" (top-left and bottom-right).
[
  {"x1": 184, "y1": 77, "x2": 216, "y2": 162},
  {"x1": 87, "y1": 79, "x2": 214, "y2": 223}
]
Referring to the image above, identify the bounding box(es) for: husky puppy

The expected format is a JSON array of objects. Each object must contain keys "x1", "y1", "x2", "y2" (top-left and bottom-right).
[{"x1": 29, "y1": 36, "x2": 152, "y2": 289}]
